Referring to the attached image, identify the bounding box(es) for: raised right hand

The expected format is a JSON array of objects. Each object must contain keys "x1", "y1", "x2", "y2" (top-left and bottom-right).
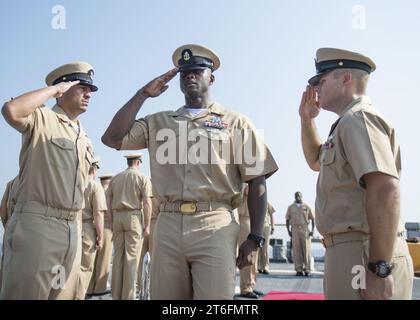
[
  {"x1": 299, "y1": 85, "x2": 321, "y2": 122},
  {"x1": 139, "y1": 68, "x2": 178, "y2": 98},
  {"x1": 53, "y1": 80, "x2": 80, "y2": 98}
]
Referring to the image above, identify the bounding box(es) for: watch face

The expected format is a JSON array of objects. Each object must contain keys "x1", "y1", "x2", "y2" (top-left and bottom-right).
[
  {"x1": 376, "y1": 262, "x2": 392, "y2": 278},
  {"x1": 378, "y1": 264, "x2": 387, "y2": 275},
  {"x1": 368, "y1": 261, "x2": 392, "y2": 278},
  {"x1": 247, "y1": 234, "x2": 266, "y2": 248}
]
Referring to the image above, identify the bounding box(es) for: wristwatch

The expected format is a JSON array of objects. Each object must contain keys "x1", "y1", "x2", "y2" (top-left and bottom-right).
[
  {"x1": 367, "y1": 261, "x2": 393, "y2": 278},
  {"x1": 247, "y1": 233, "x2": 265, "y2": 248}
]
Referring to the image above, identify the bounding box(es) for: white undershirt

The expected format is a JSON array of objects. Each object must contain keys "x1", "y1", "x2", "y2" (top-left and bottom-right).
[
  {"x1": 184, "y1": 107, "x2": 206, "y2": 117},
  {"x1": 69, "y1": 121, "x2": 80, "y2": 134}
]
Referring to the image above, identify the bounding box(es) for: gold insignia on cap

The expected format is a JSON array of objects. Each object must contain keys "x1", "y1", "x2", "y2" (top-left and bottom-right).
[
  {"x1": 45, "y1": 61, "x2": 96, "y2": 87},
  {"x1": 338, "y1": 61, "x2": 344, "y2": 66},
  {"x1": 183, "y1": 51, "x2": 191, "y2": 61},
  {"x1": 172, "y1": 44, "x2": 221, "y2": 71}
]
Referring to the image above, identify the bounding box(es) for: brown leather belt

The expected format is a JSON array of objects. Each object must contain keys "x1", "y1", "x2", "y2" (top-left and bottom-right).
[
  {"x1": 14, "y1": 202, "x2": 79, "y2": 221},
  {"x1": 322, "y1": 231, "x2": 404, "y2": 248},
  {"x1": 159, "y1": 201, "x2": 232, "y2": 215}
]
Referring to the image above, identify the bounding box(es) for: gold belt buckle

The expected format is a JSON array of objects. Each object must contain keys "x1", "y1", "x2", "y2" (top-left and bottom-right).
[{"x1": 180, "y1": 202, "x2": 197, "y2": 214}]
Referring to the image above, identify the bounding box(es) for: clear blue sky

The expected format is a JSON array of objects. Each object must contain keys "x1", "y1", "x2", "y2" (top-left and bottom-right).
[{"x1": 1, "y1": 0, "x2": 419, "y2": 239}]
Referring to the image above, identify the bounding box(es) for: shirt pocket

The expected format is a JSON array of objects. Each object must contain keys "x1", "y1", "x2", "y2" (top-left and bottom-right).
[
  {"x1": 204, "y1": 129, "x2": 230, "y2": 141},
  {"x1": 49, "y1": 136, "x2": 76, "y2": 169},
  {"x1": 320, "y1": 147, "x2": 336, "y2": 166},
  {"x1": 196, "y1": 129, "x2": 231, "y2": 156}
]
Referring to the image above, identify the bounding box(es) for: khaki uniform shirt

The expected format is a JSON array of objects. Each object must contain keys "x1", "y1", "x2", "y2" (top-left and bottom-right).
[
  {"x1": 108, "y1": 168, "x2": 152, "y2": 210},
  {"x1": 316, "y1": 96, "x2": 402, "y2": 235},
  {"x1": 82, "y1": 178, "x2": 107, "y2": 221},
  {"x1": 151, "y1": 197, "x2": 160, "y2": 220},
  {"x1": 1, "y1": 176, "x2": 19, "y2": 225},
  {"x1": 238, "y1": 196, "x2": 250, "y2": 219},
  {"x1": 264, "y1": 202, "x2": 276, "y2": 226},
  {"x1": 286, "y1": 202, "x2": 314, "y2": 226},
  {"x1": 103, "y1": 184, "x2": 111, "y2": 223},
  {"x1": 14, "y1": 105, "x2": 94, "y2": 210},
  {"x1": 120, "y1": 103, "x2": 278, "y2": 208}
]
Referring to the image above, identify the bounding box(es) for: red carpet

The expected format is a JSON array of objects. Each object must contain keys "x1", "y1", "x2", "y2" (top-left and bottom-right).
[{"x1": 262, "y1": 291, "x2": 325, "y2": 300}]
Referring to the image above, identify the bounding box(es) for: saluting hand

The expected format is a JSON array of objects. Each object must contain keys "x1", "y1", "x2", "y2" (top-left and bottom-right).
[
  {"x1": 299, "y1": 85, "x2": 321, "y2": 122},
  {"x1": 53, "y1": 80, "x2": 80, "y2": 98},
  {"x1": 139, "y1": 68, "x2": 179, "y2": 98}
]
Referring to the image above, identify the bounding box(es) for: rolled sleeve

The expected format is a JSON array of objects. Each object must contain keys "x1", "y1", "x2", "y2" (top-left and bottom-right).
[
  {"x1": 120, "y1": 118, "x2": 149, "y2": 150},
  {"x1": 308, "y1": 206, "x2": 315, "y2": 220},
  {"x1": 234, "y1": 117, "x2": 278, "y2": 182},
  {"x1": 285, "y1": 207, "x2": 291, "y2": 221},
  {"x1": 15, "y1": 106, "x2": 44, "y2": 135},
  {"x1": 141, "y1": 176, "x2": 153, "y2": 199},
  {"x1": 341, "y1": 111, "x2": 400, "y2": 184},
  {"x1": 92, "y1": 182, "x2": 108, "y2": 212}
]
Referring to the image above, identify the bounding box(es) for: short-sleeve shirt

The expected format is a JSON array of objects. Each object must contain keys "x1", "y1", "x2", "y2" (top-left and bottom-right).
[
  {"x1": 151, "y1": 197, "x2": 161, "y2": 220},
  {"x1": 1, "y1": 176, "x2": 19, "y2": 225},
  {"x1": 285, "y1": 202, "x2": 314, "y2": 226},
  {"x1": 316, "y1": 96, "x2": 401, "y2": 235},
  {"x1": 108, "y1": 168, "x2": 152, "y2": 210},
  {"x1": 120, "y1": 102, "x2": 278, "y2": 209},
  {"x1": 264, "y1": 202, "x2": 276, "y2": 226},
  {"x1": 237, "y1": 195, "x2": 250, "y2": 219},
  {"x1": 82, "y1": 178, "x2": 108, "y2": 220},
  {"x1": 14, "y1": 105, "x2": 94, "y2": 211}
]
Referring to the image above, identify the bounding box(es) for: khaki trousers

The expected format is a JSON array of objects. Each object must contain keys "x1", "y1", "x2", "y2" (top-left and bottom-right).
[
  {"x1": 0, "y1": 231, "x2": 6, "y2": 289},
  {"x1": 111, "y1": 210, "x2": 143, "y2": 300},
  {"x1": 324, "y1": 233, "x2": 414, "y2": 300},
  {"x1": 238, "y1": 216, "x2": 257, "y2": 294},
  {"x1": 151, "y1": 210, "x2": 240, "y2": 300},
  {"x1": 0, "y1": 211, "x2": 79, "y2": 299},
  {"x1": 258, "y1": 224, "x2": 271, "y2": 272},
  {"x1": 291, "y1": 226, "x2": 311, "y2": 272},
  {"x1": 76, "y1": 222, "x2": 97, "y2": 299},
  {"x1": 87, "y1": 222, "x2": 113, "y2": 294},
  {"x1": 137, "y1": 218, "x2": 157, "y2": 289}
]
